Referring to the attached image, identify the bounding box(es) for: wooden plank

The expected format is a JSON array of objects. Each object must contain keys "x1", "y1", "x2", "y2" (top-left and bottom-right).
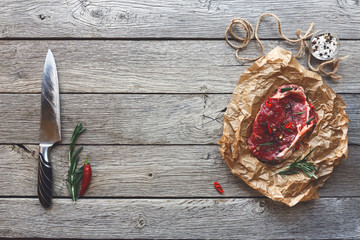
[
  {"x1": 0, "y1": 197, "x2": 359, "y2": 239},
  {"x1": 0, "y1": 144, "x2": 257, "y2": 197},
  {"x1": 0, "y1": 40, "x2": 355, "y2": 94},
  {"x1": 1, "y1": 0, "x2": 360, "y2": 39},
  {"x1": 0, "y1": 93, "x2": 227, "y2": 144},
  {"x1": 0, "y1": 144, "x2": 358, "y2": 198},
  {"x1": 0, "y1": 93, "x2": 357, "y2": 144}
]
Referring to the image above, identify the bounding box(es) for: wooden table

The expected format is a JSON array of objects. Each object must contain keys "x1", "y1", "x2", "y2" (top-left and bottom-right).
[{"x1": 0, "y1": 1, "x2": 359, "y2": 239}]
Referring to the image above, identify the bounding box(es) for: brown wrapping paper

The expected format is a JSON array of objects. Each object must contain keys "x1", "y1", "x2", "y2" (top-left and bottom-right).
[{"x1": 218, "y1": 46, "x2": 349, "y2": 207}]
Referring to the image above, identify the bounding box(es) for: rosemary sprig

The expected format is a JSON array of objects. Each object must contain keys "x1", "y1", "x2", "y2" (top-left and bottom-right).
[
  {"x1": 280, "y1": 87, "x2": 293, "y2": 93},
  {"x1": 258, "y1": 142, "x2": 274, "y2": 146},
  {"x1": 277, "y1": 149, "x2": 318, "y2": 179},
  {"x1": 66, "y1": 124, "x2": 86, "y2": 202}
]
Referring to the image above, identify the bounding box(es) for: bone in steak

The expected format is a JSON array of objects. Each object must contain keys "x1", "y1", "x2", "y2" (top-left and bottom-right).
[{"x1": 247, "y1": 84, "x2": 317, "y2": 164}]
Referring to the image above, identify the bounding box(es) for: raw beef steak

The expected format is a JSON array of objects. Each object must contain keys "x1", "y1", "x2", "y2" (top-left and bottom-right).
[{"x1": 248, "y1": 84, "x2": 317, "y2": 164}]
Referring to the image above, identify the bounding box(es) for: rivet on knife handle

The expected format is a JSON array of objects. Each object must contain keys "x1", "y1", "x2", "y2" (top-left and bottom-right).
[{"x1": 38, "y1": 145, "x2": 53, "y2": 208}]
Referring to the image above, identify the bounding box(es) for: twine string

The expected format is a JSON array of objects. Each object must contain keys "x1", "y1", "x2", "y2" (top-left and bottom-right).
[
  {"x1": 305, "y1": 41, "x2": 349, "y2": 80},
  {"x1": 225, "y1": 13, "x2": 348, "y2": 79}
]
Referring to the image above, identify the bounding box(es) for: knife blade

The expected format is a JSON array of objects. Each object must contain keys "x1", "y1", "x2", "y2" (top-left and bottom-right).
[{"x1": 38, "y1": 49, "x2": 61, "y2": 208}]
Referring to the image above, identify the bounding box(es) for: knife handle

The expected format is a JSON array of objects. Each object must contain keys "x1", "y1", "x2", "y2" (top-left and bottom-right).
[{"x1": 38, "y1": 145, "x2": 53, "y2": 208}]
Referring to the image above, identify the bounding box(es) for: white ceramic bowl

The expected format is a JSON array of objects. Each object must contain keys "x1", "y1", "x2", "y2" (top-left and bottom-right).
[{"x1": 310, "y1": 32, "x2": 339, "y2": 61}]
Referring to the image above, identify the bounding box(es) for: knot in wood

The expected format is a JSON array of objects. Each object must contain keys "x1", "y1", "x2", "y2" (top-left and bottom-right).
[
  {"x1": 252, "y1": 199, "x2": 266, "y2": 214},
  {"x1": 135, "y1": 216, "x2": 146, "y2": 229},
  {"x1": 147, "y1": 171, "x2": 156, "y2": 180}
]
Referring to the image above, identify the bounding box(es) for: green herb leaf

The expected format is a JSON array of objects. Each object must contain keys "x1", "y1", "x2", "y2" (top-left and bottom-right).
[
  {"x1": 72, "y1": 147, "x2": 83, "y2": 164},
  {"x1": 66, "y1": 183, "x2": 72, "y2": 197},
  {"x1": 67, "y1": 124, "x2": 87, "y2": 203},
  {"x1": 280, "y1": 87, "x2": 293, "y2": 93},
  {"x1": 258, "y1": 142, "x2": 274, "y2": 146},
  {"x1": 71, "y1": 156, "x2": 81, "y2": 174},
  {"x1": 306, "y1": 117, "x2": 315, "y2": 124},
  {"x1": 295, "y1": 111, "x2": 305, "y2": 115},
  {"x1": 280, "y1": 126, "x2": 292, "y2": 132},
  {"x1": 74, "y1": 173, "x2": 83, "y2": 188},
  {"x1": 300, "y1": 148, "x2": 315, "y2": 161},
  {"x1": 279, "y1": 168, "x2": 299, "y2": 175},
  {"x1": 75, "y1": 166, "x2": 84, "y2": 174},
  {"x1": 277, "y1": 149, "x2": 317, "y2": 179}
]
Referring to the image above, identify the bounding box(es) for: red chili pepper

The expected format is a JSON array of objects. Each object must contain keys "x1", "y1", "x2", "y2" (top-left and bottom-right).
[
  {"x1": 214, "y1": 182, "x2": 223, "y2": 194},
  {"x1": 79, "y1": 155, "x2": 92, "y2": 197},
  {"x1": 285, "y1": 122, "x2": 292, "y2": 129},
  {"x1": 267, "y1": 122, "x2": 272, "y2": 135},
  {"x1": 266, "y1": 97, "x2": 272, "y2": 108}
]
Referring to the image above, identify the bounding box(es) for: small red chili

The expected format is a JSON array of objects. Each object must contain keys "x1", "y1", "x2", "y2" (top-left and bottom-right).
[
  {"x1": 266, "y1": 97, "x2": 272, "y2": 108},
  {"x1": 79, "y1": 155, "x2": 92, "y2": 197},
  {"x1": 214, "y1": 182, "x2": 223, "y2": 194},
  {"x1": 267, "y1": 122, "x2": 272, "y2": 135},
  {"x1": 285, "y1": 122, "x2": 292, "y2": 129}
]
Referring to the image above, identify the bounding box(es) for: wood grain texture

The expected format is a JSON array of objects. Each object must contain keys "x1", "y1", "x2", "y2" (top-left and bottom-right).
[
  {"x1": 0, "y1": 40, "x2": 355, "y2": 94},
  {"x1": 1, "y1": 197, "x2": 359, "y2": 239},
  {"x1": 0, "y1": 1, "x2": 359, "y2": 239},
  {"x1": 0, "y1": 144, "x2": 358, "y2": 198},
  {"x1": 0, "y1": 93, "x2": 357, "y2": 144},
  {"x1": 1, "y1": 0, "x2": 360, "y2": 39}
]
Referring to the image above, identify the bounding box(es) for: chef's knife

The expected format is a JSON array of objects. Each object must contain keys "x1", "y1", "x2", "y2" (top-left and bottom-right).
[{"x1": 38, "y1": 49, "x2": 61, "y2": 208}]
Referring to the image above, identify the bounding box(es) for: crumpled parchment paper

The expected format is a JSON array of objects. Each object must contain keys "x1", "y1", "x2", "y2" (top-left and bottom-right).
[{"x1": 218, "y1": 46, "x2": 349, "y2": 207}]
